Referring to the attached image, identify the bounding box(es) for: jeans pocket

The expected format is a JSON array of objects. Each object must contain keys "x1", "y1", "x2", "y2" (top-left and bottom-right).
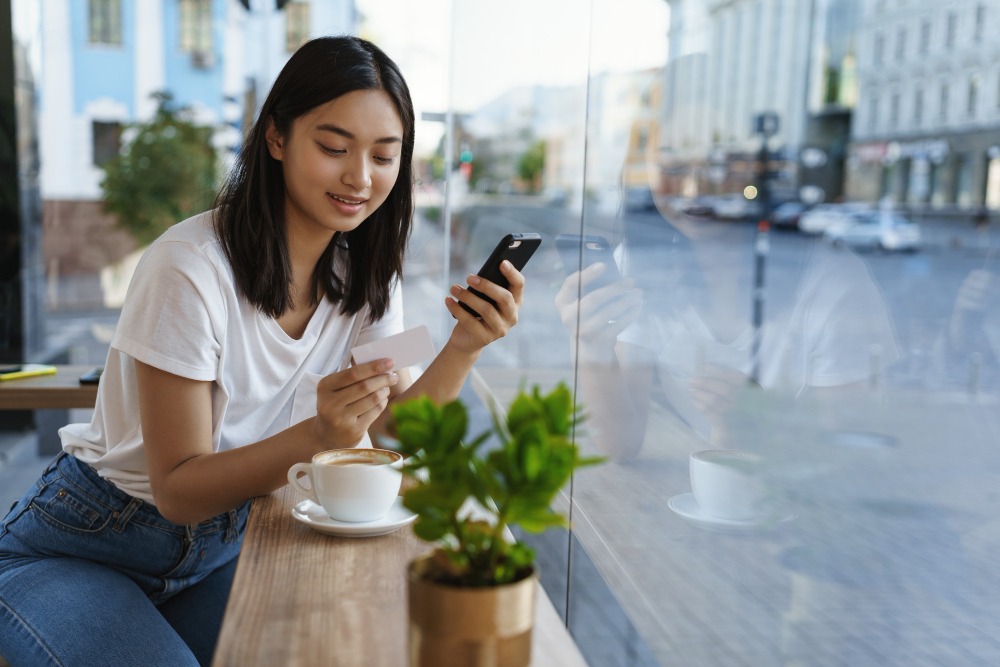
[{"x1": 29, "y1": 481, "x2": 114, "y2": 537}]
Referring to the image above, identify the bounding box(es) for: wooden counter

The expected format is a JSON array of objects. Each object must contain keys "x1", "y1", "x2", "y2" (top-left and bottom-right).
[
  {"x1": 0, "y1": 366, "x2": 99, "y2": 410},
  {"x1": 212, "y1": 484, "x2": 586, "y2": 667}
]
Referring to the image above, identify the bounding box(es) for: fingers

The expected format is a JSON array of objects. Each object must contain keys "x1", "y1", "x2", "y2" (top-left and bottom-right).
[
  {"x1": 320, "y1": 358, "x2": 395, "y2": 392},
  {"x1": 581, "y1": 287, "x2": 642, "y2": 329},
  {"x1": 445, "y1": 295, "x2": 491, "y2": 337},
  {"x1": 338, "y1": 370, "x2": 399, "y2": 406},
  {"x1": 450, "y1": 284, "x2": 507, "y2": 333},
  {"x1": 499, "y1": 260, "x2": 526, "y2": 304},
  {"x1": 579, "y1": 278, "x2": 636, "y2": 316},
  {"x1": 346, "y1": 384, "x2": 392, "y2": 416},
  {"x1": 555, "y1": 263, "x2": 607, "y2": 308},
  {"x1": 466, "y1": 274, "x2": 517, "y2": 319}
]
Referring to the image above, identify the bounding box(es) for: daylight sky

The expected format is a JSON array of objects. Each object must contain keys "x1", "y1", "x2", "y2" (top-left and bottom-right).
[{"x1": 357, "y1": 0, "x2": 670, "y2": 155}]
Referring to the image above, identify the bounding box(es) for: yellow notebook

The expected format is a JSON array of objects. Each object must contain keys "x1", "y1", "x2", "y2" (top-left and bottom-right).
[{"x1": 0, "y1": 364, "x2": 58, "y2": 381}]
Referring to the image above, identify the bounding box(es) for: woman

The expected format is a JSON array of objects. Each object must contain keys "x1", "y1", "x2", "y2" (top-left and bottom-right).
[{"x1": 0, "y1": 37, "x2": 524, "y2": 667}]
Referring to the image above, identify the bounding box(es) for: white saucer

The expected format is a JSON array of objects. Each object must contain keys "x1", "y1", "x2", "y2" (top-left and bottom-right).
[
  {"x1": 668, "y1": 493, "x2": 794, "y2": 534},
  {"x1": 291, "y1": 497, "x2": 417, "y2": 537}
]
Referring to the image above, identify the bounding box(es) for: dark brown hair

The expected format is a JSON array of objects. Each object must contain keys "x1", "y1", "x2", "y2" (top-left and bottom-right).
[{"x1": 214, "y1": 36, "x2": 414, "y2": 322}]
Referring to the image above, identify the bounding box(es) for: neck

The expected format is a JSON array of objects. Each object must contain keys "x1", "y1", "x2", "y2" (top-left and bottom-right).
[{"x1": 284, "y1": 201, "x2": 336, "y2": 305}]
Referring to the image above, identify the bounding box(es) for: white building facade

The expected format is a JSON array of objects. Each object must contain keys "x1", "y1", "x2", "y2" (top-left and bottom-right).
[{"x1": 847, "y1": 0, "x2": 1000, "y2": 208}]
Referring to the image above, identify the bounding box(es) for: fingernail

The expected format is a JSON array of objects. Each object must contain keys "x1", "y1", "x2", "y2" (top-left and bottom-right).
[
  {"x1": 445, "y1": 296, "x2": 456, "y2": 305},
  {"x1": 502, "y1": 260, "x2": 513, "y2": 270},
  {"x1": 381, "y1": 359, "x2": 394, "y2": 371},
  {"x1": 468, "y1": 274, "x2": 481, "y2": 285},
  {"x1": 451, "y1": 284, "x2": 462, "y2": 295},
  {"x1": 390, "y1": 372, "x2": 399, "y2": 384}
]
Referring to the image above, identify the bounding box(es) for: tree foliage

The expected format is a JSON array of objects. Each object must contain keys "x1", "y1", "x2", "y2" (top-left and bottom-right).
[
  {"x1": 100, "y1": 92, "x2": 218, "y2": 245},
  {"x1": 517, "y1": 139, "x2": 546, "y2": 191},
  {"x1": 387, "y1": 383, "x2": 603, "y2": 587}
]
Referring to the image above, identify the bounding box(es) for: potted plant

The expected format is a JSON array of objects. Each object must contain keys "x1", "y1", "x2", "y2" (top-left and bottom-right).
[{"x1": 387, "y1": 382, "x2": 602, "y2": 667}]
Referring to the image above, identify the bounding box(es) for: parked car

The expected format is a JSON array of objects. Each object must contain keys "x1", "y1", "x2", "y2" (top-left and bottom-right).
[
  {"x1": 712, "y1": 194, "x2": 763, "y2": 221},
  {"x1": 823, "y1": 212, "x2": 921, "y2": 252},
  {"x1": 769, "y1": 202, "x2": 807, "y2": 229},
  {"x1": 798, "y1": 202, "x2": 872, "y2": 235},
  {"x1": 683, "y1": 196, "x2": 717, "y2": 217}
]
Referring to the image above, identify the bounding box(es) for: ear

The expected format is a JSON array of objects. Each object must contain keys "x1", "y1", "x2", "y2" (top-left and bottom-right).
[{"x1": 265, "y1": 117, "x2": 284, "y2": 161}]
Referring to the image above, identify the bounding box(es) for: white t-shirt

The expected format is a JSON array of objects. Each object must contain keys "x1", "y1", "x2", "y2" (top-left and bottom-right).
[
  {"x1": 616, "y1": 239, "x2": 899, "y2": 439},
  {"x1": 60, "y1": 212, "x2": 405, "y2": 504}
]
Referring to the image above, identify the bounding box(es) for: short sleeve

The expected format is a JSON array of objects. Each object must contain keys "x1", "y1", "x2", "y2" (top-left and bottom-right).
[
  {"x1": 110, "y1": 241, "x2": 224, "y2": 381},
  {"x1": 355, "y1": 278, "x2": 405, "y2": 347}
]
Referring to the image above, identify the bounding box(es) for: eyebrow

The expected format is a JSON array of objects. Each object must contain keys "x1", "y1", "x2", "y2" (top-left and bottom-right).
[{"x1": 315, "y1": 123, "x2": 402, "y2": 144}]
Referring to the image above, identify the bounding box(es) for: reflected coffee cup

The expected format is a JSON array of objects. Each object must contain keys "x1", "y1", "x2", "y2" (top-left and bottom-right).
[
  {"x1": 288, "y1": 448, "x2": 403, "y2": 523},
  {"x1": 689, "y1": 449, "x2": 765, "y2": 521}
]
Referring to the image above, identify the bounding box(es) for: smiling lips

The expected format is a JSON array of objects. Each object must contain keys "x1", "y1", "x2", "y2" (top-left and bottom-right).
[
  {"x1": 326, "y1": 192, "x2": 367, "y2": 215},
  {"x1": 329, "y1": 193, "x2": 366, "y2": 204}
]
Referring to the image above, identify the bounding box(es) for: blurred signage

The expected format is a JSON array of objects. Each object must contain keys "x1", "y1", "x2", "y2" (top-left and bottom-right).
[
  {"x1": 855, "y1": 142, "x2": 887, "y2": 163},
  {"x1": 753, "y1": 112, "x2": 779, "y2": 137},
  {"x1": 885, "y1": 139, "x2": 949, "y2": 164}
]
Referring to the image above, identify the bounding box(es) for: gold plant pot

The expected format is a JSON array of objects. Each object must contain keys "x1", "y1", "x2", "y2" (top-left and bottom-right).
[{"x1": 407, "y1": 553, "x2": 537, "y2": 667}]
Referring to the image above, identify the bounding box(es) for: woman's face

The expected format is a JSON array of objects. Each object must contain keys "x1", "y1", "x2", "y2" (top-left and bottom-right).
[{"x1": 267, "y1": 89, "x2": 405, "y2": 234}]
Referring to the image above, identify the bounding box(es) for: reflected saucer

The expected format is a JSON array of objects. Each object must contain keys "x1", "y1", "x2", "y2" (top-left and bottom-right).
[
  {"x1": 668, "y1": 493, "x2": 794, "y2": 534},
  {"x1": 291, "y1": 497, "x2": 416, "y2": 537}
]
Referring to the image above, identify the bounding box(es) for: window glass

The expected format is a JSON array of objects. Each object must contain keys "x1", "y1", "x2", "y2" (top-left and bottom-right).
[
  {"x1": 179, "y1": 0, "x2": 212, "y2": 53},
  {"x1": 88, "y1": 0, "x2": 121, "y2": 45},
  {"x1": 285, "y1": 3, "x2": 310, "y2": 53},
  {"x1": 92, "y1": 121, "x2": 121, "y2": 166}
]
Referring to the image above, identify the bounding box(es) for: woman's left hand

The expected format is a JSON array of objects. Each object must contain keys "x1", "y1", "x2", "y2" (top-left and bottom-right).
[{"x1": 445, "y1": 260, "x2": 525, "y2": 356}]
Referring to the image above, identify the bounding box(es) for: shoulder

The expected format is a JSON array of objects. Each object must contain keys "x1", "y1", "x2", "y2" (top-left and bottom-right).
[{"x1": 137, "y1": 211, "x2": 230, "y2": 283}]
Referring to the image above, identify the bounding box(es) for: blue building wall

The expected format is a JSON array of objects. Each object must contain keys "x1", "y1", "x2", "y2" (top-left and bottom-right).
[
  {"x1": 162, "y1": 0, "x2": 226, "y2": 116},
  {"x1": 71, "y1": 0, "x2": 136, "y2": 116}
]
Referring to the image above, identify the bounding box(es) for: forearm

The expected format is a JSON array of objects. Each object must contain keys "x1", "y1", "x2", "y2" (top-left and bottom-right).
[
  {"x1": 576, "y1": 341, "x2": 652, "y2": 460},
  {"x1": 369, "y1": 340, "x2": 481, "y2": 444},
  {"x1": 157, "y1": 416, "x2": 324, "y2": 525}
]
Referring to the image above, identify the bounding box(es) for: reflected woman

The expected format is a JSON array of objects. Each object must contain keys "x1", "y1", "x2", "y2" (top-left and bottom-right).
[
  {"x1": 0, "y1": 37, "x2": 525, "y2": 666},
  {"x1": 555, "y1": 95, "x2": 899, "y2": 459}
]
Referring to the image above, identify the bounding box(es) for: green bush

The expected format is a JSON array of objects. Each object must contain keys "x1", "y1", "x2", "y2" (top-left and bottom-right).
[{"x1": 100, "y1": 92, "x2": 218, "y2": 245}]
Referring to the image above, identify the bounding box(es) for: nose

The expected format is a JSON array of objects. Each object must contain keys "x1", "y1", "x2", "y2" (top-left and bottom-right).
[{"x1": 341, "y1": 153, "x2": 371, "y2": 193}]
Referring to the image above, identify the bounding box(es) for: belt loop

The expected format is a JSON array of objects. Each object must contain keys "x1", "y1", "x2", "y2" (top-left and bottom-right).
[
  {"x1": 224, "y1": 509, "x2": 236, "y2": 543},
  {"x1": 112, "y1": 497, "x2": 143, "y2": 533}
]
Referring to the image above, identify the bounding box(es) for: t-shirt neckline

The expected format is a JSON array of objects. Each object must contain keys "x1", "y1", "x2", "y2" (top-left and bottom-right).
[{"x1": 262, "y1": 294, "x2": 333, "y2": 345}]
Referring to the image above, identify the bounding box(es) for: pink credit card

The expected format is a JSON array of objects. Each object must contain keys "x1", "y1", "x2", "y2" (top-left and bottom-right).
[{"x1": 351, "y1": 325, "x2": 436, "y2": 370}]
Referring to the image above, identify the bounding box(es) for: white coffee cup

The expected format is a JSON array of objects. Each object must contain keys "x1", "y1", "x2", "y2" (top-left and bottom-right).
[
  {"x1": 288, "y1": 448, "x2": 403, "y2": 523},
  {"x1": 690, "y1": 449, "x2": 765, "y2": 521}
]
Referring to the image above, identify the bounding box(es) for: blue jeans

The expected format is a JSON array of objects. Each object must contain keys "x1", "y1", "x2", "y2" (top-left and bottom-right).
[{"x1": 0, "y1": 451, "x2": 251, "y2": 666}]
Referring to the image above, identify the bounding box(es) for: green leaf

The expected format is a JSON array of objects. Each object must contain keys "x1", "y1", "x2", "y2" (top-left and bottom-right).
[
  {"x1": 412, "y1": 516, "x2": 450, "y2": 542},
  {"x1": 439, "y1": 400, "x2": 468, "y2": 450}
]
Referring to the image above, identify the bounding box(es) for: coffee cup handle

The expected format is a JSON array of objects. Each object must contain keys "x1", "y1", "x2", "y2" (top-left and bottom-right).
[{"x1": 287, "y1": 463, "x2": 320, "y2": 505}]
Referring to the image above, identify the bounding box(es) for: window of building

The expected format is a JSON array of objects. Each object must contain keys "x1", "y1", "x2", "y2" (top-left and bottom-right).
[
  {"x1": 180, "y1": 0, "x2": 212, "y2": 54},
  {"x1": 946, "y1": 12, "x2": 957, "y2": 49},
  {"x1": 914, "y1": 87, "x2": 923, "y2": 125},
  {"x1": 890, "y1": 92, "x2": 900, "y2": 125},
  {"x1": 88, "y1": 0, "x2": 122, "y2": 45},
  {"x1": 969, "y1": 74, "x2": 980, "y2": 117},
  {"x1": 975, "y1": 4, "x2": 986, "y2": 41},
  {"x1": 940, "y1": 82, "x2": 949, "y2": 121},
  {"x1": 896, "y1": 28, "x2": 906, "y2": 60},
  {"x1": 874, "y1": 33, "x2": 884, "y2": 65},
  {"x1": 92, "y1": 121, "x2": 121, "y2": 166},
  {"x1": 919, "y1": 20, "x2": 930, "y2": 53},
  {"x1": 869, "y1": 94, "x2": 879, "y2": 131},
  {"x1": 285, "y1": 2, "x2": 310, "y2": 52}
]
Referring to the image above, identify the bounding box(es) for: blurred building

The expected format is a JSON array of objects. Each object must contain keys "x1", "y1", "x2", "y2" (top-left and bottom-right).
[
  {"x1": 37, "y1": 0, "x2": 355, "y2": 307},
  {"x1": 656, "y1": 0, "x2": 862, "y2": 205},
  {"x1": 846, "y1": 0, "x2": 1000, "y2": 210}
]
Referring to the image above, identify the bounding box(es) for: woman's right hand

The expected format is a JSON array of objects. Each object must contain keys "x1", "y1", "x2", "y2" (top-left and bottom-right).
[
  {"x1": 313, "y1": 359, "x2": 399, "y2": 449},
  {"x1": 555, "y1": 262, "x2": 644, "y2": 346}
]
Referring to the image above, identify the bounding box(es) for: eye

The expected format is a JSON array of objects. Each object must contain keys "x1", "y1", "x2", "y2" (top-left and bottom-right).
[
  {"x1": 317, "y1": 143, "x2": 345, "y2": 156},
  {"x1": 374, "y1": 156, "x2": 395, "y2": 165}
]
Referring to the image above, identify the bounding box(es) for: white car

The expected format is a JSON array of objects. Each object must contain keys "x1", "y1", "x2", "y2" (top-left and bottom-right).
[
  {"x1": 823, "y1": 212, "x2": 921, "y2": 252},
  {"x1": 798, "y1": 203, "x2": 872, "y2": 234},
  {"x1": 709, "y1": 194, "x2": 763, "y2": 221}
]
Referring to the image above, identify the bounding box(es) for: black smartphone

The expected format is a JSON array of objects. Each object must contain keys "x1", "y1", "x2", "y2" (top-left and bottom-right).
[
  {"x1": 554, "y1": 234, "x2": 622, "y2": 294},
  {"x1": 459, "y1": 233, "x2": 542, "y2": 318},
  {"x1": 79, "y1": 368, "x2": 103, "y2": 385}
]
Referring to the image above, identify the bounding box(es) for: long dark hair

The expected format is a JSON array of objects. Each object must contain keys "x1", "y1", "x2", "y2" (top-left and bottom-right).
[{"x1": 214, "y1": 36, "x2": 414, "y2": 323}]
